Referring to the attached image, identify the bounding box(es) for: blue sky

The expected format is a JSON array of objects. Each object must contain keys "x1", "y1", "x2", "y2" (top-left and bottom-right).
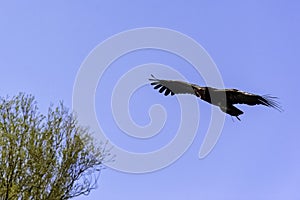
[{"x1": 1, "y1": 1, "x2": 300, "y2": 200}]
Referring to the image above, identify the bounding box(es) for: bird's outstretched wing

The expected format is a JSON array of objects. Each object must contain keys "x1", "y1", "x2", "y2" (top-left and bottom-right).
[
  {"x1": 224, "y1": 89, "x2": 282, "y2": 111},
  {"x1": 149, "y1": 74, "x2": 197, "y2": 96}
]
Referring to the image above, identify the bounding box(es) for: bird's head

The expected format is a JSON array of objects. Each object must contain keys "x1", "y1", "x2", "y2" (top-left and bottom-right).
[{"x1": 192, "y1": 86, "x2": 205, "y2": 98}]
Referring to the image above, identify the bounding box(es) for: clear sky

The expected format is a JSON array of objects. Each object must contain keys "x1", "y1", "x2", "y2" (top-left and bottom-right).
[{"x1": 1, "y1": 1, "x2": 300, "y2": 200}]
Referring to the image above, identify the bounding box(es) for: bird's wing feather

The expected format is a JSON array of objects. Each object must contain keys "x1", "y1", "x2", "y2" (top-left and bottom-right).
[
  {"x1": 224, "y1": 89, "x2": 282, "y2": 111},
  {"x1": 149, "y1": 74, "x2": 197, "y2": 96}
]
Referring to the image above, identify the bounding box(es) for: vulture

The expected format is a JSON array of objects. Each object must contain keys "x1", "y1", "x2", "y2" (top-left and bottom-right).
[{"x1": 149, "y1": 75, "x2": 281, "y2": 120}]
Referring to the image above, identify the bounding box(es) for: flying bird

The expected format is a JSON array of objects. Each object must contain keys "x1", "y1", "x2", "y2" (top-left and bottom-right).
[{"x1": 149, "y1": 75, "x2": 281, "y2": 120}]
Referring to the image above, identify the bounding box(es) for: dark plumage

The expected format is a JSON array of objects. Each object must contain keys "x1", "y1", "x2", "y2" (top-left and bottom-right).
[{"x1": 149, "y1": 75, "x2": 282, "y2": 120}]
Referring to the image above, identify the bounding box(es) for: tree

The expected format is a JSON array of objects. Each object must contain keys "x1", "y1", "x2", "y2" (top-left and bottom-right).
[{"x1": 0, "y1": 93, "x2": 110, "y2": 199}]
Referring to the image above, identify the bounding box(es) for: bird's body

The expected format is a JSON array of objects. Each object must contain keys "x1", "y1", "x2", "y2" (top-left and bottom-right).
[{"x1": 149, "y1": 75, "x2": 281, "y2": 120}]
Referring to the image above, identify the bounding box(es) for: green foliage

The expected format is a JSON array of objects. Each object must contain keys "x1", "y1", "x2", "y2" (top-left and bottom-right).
[{"x1": 0, "y1": 93, "x2": 109, "y2": 199}]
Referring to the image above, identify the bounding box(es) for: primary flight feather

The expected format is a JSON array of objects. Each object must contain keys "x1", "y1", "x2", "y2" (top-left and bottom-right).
[{"x1": 149, "y1": 75, "x2": 282, "y2": 120}]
